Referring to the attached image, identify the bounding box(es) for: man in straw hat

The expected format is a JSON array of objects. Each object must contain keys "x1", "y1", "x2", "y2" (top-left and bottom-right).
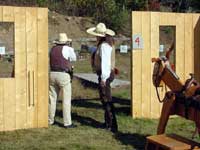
[
  {"x1": 49, "y1": 33, "x2": 77, "y2": 128},
  {"x1": 87, "y1": 23, "x2": 118, "y2": 132}
]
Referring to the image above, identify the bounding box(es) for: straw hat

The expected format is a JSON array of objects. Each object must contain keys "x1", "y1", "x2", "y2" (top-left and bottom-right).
[
  {"x1": 53, "y1": 33, "x2": 72, "y2": 44},
  {"x1": 86, "y1": 23, "x2": 115, "y2": 37}
]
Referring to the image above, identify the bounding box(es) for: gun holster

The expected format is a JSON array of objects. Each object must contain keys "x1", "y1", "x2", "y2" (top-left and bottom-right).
[{"x1": 69, "y1": 66, "x2": 74, "y2": 82}]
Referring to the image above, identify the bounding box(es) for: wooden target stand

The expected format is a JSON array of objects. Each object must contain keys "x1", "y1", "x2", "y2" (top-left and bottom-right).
[
  {"x1": 146, "y1": 134, "x2": 200, "y2": 150},
  {"x1": 131, "y1": 11, "x2": 200, "y2": 150},
  {"x1": 145, "y1": 62, "x2": 200, "y2": 149},
  {"x1": 0, "y1": 6, "x2": 48, "y2": 131}
]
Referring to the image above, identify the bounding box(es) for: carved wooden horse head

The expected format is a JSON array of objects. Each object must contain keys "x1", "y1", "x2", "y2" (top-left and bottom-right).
[
  {"x1": 152, "y1": 41, "x2": 184, "y2": 92},
  {"x1": 152, "y1": 56, "x2": 200, "y2": 97},
  {"x1": 152, "y1": 56, "x2": 183, "y2": 92},
  {"x1": 152, "y1": 45, "x2": 200, "y2": 137}
]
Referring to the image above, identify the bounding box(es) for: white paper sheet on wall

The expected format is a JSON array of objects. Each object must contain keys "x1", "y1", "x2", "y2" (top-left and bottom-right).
[
  {"x1": 0, "y1": 47, "x2": 5, "y2": 55},
  {"x1": 133, "y1": 34, "x2": 143, "y2": 50}
]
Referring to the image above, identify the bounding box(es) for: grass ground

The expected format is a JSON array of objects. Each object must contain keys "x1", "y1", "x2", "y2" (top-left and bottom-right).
[{"x1": 0, "y1": 52, "x2": 199, "y2": 150}]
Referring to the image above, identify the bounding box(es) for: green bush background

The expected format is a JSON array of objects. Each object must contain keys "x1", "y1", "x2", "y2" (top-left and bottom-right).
[{"x1": 1, "y1": 0, "x2": 200, "y2": 32}]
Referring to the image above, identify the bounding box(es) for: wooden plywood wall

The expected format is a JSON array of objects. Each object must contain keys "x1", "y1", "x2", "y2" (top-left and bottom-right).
[
  {"x1": 0, "y1": 6, "x2": 48, "y2": 131},
  {"x1": 132, "y1": 11, "x2": 200, "y2": 118}
]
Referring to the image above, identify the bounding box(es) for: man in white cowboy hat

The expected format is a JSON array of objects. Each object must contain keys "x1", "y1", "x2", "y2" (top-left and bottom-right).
[
  {"x1": 49, "y1": 33, "x2": 77, "y2": 128},
  {"x1": 87, "y1": 23, "x2": 118, "y2": 132}
]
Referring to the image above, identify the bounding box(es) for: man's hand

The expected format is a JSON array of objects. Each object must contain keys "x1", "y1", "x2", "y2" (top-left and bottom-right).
[{"x1": 100, "y1": 80, "x2": 106, "y2": 87}]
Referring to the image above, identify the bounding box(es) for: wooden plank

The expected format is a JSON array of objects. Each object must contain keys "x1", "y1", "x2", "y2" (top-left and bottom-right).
[
  {"x1": 2, "y1": 6, "x2": 16, "y2": 131},
  {"x1": 159, "y1": 13, "x2": 176, "y2": 114},
  {"x1": 3, "y1": 79, "x2": 16, "y2": 131},
  {"x1": 0, "y1": 6, "x2": 3, "y2": 131},
  {"x1": 176, "y1": 13, "x2": 185, "y2": 82},
  {"x1": 14, "y1": 7, "x2": 27, "y2": 129},
  {"x1": 0, "y1": 80, "x2": 4, "y2": 131},
  {"x1": 146, "y1": 134, "x2": 200, "y2": 149},
  {"x1": 159, "y1": 12, "x2": 176, "y2": 26},
  {"x1": 132, "y1": 11, "x2": 142, "y2": 118},
  {"x1": 37, "y1": 8, "x2": 48, "y2": 127},
  {"x1": 193, "y1": 14, "x2": 200, "y2": 82},
  {"x1": 0, "y1": 6, "x2": 2, "y2": 20},
  {"x1": 26, "y1": 7, "x2": 38, "y2": 128},
  {"x1": 150, "y1": 12, "x2": 160, "y2": 118},
  {"x1": 157, "y1": 95, "x2": 176, "y2": 134},
  {"x1": 184, "y1": 14, "x2": 194, "y2": 79},
  {"x1": 2, "y1": 6, "x2": 14, "y2": 22},
  {"x1": 141, "y1": 12, "x2": 151, "y2": 118}
]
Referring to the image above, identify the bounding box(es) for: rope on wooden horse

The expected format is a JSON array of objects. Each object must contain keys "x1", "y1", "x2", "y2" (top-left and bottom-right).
[
  {"x1": 155, "y1": 85, "x2": 168, "y2": 103},
  {"x1": 152, "y1": 57, "x2": 169, "y2": 103}
]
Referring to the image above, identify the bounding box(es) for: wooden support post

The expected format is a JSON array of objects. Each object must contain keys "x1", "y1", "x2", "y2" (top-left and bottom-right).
[{"x1": 157, "y1": 92, "x2": 176, "y2": 134}]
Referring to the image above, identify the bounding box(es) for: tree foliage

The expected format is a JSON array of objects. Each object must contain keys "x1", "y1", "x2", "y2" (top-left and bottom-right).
[
  {"x1": 1, "y1": 0, "x2": 200, "y2": 32},
  {"x1": 0, "y1": 0, "x2": 147, "y2": 32},
  {"x1": 50, "y1": 0, "x2": 131, "y2": 31},
  {"x1": 37, "y1": 0, "x2": 48, "y2": 6}
]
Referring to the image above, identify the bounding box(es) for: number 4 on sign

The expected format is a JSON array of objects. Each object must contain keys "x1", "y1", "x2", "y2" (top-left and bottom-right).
[
  {"x1": 135, "y1": 37, "x2": 140, "y2": 46},
  {"x1": 133, "y1": 34, "x2": 143, "y2": 50}
]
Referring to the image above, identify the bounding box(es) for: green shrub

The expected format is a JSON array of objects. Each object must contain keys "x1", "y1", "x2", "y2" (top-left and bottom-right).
[
  {"x1": 37, "y1": 0, "x2": 48, "y2": 7},
  {"x1": 91, "y1": 0, "x2": 130, "y2": 32}
]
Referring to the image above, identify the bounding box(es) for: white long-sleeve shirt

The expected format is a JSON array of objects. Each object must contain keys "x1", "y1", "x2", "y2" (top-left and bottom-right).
[
  {"x1": 62, "y1": 45, "x2": 77, "y2": 61},
  {"x1": 100, "y1": 43, "x2": 112, "y2": 82}
]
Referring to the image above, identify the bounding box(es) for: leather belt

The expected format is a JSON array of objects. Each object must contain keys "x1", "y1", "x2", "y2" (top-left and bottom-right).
[{"x1": 51, "y1": 68, "x2": 70, "y2": 73}]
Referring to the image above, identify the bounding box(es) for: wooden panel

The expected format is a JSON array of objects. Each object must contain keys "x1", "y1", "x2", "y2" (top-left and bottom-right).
[
  {"x1": 132, "y1": 11, "x2": 200, "y2": 118},
  {"x1": 184, "y1": 14, "x2": 194, "y2": 79},
  {"x1": 26, "y1": 8, "x2": 38, "y2": 128},
  {"x1": 146, "y1": 134, "x2": 200, "y2": 149},
  {"x1": 0, "y1": 6, "x2": 3, "y2": 131},
  {"x1": 193, "y1": 14, "x2": 200, "y2": 82},
  {"x1": 159, "y1": 12, "x2": 176, "y2": 26},
  {"x1": 141, "y1": 12, "x2": 151, "y2": 118},
  {"x1": 132, "y1": 11, "x2": 142, "y2": 118},
  {"x1": 150, "y1": 12, "x2": 160, "y2": 118},
  {"x1": 2, "y1": 6, "x2": 16, "y2": 131},
  {"x1": 37, "y1": 8, "x2": 48, "y2": 127},
  {"x1": 176, "y1": 13, "x2": 185, "y2": 81},
  {"x1": 0, "y1": 6, "x2": 2, "y2": 20},
  {"x1": 159, "y1": 13, "x2": 176, "y2": 114},
  {"x1": 0, "y1": 6, "x2": 49, "y2": 131},
  {"x1": 0, "y1": 80, "x2": 3, "y2": 131},
  {"x1": 15, "y1": 7, "x2": 27, "y2": 129},
  {"x1": 4, "y1": 79, "x2": 15, "y2": 130},
  {"x1": 2, "y1": 6, "x2": 14, "y2": 22}
]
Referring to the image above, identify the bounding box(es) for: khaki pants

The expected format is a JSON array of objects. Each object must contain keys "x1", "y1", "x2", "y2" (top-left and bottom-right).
[{"x1": 49, "y1": 72, "x2": 72, "y2": 126}]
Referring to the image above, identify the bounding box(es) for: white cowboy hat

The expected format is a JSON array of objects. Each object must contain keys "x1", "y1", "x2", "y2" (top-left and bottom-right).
[
  {"x1": 53, "y1": 33, "x2": 72, "y2": 44},
  {"x1": 86, "y1": 23, "x2": 115, "y2": 37}
]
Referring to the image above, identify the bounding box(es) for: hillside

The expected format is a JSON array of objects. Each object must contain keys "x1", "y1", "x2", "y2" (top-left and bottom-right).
[
  {"x1": 48, "y1": 11, "x2": 131, "y2": 50},
  {"x1": 48, "y1": 11, "x2": 96, "y2": 49}
]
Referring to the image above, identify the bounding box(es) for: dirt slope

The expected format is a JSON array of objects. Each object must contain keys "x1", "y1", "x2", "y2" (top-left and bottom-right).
[{"x1": 48, "y1": 11, "x2": 95, "y2": 49}]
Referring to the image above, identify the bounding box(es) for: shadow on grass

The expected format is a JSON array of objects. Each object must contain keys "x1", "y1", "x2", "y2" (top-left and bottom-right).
[
  {"x1": 55, "y1": 96, "x2": 131, "y2": 128},
  {"x1": 55, "y1": 108, "x2": 104, "y2": 128},
  {"x1": 71, "y1": 111, "x2": 148, "y2": 150},
  {"x1": 112, "y1": 96, "x2": 131, "y2": 105},
  {"x1": 72, "y1": 112, "x2": 104, "y2": 128},
  {"x1": 115, "y1": 106, "x2": 130, "y2": 115},
  {"x1": 55, "y1": 99, "x2": 148, "y2": 150},
  {"x1": 71, "y1": 97, "x2": 131, "y2": 115},
  {"x1": 72, "y1": 98, "x2": 102, "y2": 109},
  {"x1": 115, "y1": 132, "x2": 148, "y2": 150},
  {"x1": 78, "y1": 78, "x2": 98, "y2": 89}
]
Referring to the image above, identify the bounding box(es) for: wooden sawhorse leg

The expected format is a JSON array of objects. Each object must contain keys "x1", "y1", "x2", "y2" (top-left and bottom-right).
[{"x1": 157, "y1": 92, "x2": 176, "y2": 134}]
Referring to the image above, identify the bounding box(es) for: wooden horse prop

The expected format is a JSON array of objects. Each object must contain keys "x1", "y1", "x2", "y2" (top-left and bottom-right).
[{"x1": 152, "y1": 43, "x2": 200, "y2": 137}]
